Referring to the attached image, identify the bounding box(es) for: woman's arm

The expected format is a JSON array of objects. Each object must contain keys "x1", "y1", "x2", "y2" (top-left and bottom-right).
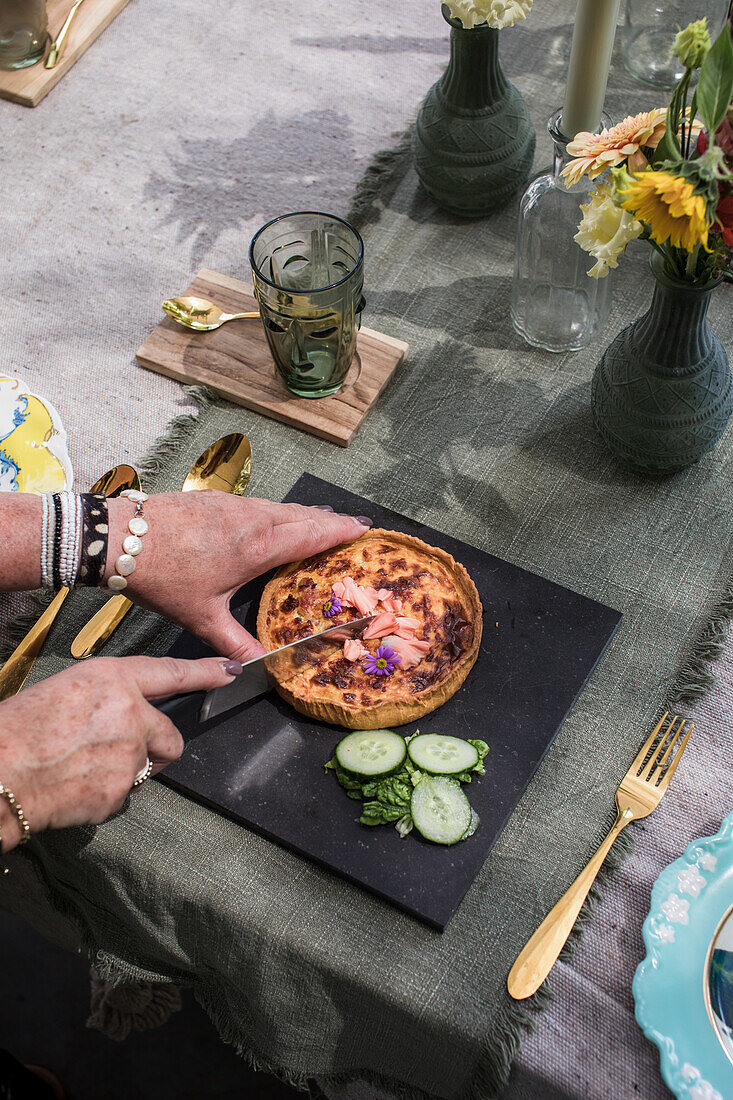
[{"x1": 0, "y1": 493, "x2": 42, "y2": 591}]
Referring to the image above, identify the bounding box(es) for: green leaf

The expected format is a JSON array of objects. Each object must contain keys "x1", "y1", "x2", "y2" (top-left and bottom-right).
[
  {"x1": 360, "y1": 801, "x2": 405, "y2": 825},
  {"x1": 653, "y1": 108, "x2": 683, "y2": 165},
  {"x1": 697, "y1": 24, "x2": 733, "y2": 135}
]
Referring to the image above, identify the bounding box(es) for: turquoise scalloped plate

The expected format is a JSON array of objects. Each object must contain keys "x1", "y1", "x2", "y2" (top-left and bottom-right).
[{"x1": 634, "y1": 811, "x2": 733, "y2": 1100}]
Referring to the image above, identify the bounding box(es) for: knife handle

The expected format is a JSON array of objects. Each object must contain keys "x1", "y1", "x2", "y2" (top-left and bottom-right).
[
  {"x1": 70, "y1": 594, "x2": 133, "y2": 659},
  {"x1": 0, "y1": 587, "x2": 69, "y2": 701}
]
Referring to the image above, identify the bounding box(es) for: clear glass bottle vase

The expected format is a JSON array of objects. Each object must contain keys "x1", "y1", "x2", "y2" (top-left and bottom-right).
[{"x1": 510, "y1": 109, "x2": 614, "y2": 353}]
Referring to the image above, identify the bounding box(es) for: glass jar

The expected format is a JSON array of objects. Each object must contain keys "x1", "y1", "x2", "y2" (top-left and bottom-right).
[
  {"x1": 622, "y1": 0, "x2": 730, "y2": 89},
  {"x1": 0, "y1": 0, "x2": 47, "y2": 70},
  {"x1": 510, "y1": 109, "x2": 613, "y2": 354}
]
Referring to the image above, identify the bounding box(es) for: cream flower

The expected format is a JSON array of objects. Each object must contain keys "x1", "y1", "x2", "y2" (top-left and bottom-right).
[
  {"x1": 575, "y1": 182, "x2": 644, "y2": 278},
  {"x1": 445, "y1": 0, "x2": 532, "y2": 30},
  {"x1": 562, "y1": 109, "x2": 668, "y2": 187}
]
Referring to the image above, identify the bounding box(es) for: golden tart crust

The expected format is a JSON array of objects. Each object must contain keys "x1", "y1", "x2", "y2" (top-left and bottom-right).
[{"x1": 256, "y1": 528, "x2": 483, "y2": 729}]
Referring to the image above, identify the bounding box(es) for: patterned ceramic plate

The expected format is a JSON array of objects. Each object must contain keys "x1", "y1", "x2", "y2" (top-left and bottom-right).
[
  {"x1": 0, "y1": 374, "x2": 73, "y2": 493},
  {"x1": 634, "y1": 811, "x2": 733, "y2": 1099}
]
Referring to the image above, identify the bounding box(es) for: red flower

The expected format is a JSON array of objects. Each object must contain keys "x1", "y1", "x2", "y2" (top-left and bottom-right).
[
  {"x1": 717, "y1": 193, "x2": 733, "y2": 247},
  {"x1": 697, "y1": 130, "x2": 709, "y2": 155}
]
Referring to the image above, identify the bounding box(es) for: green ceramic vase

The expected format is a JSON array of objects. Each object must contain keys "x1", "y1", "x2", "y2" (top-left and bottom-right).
[
  {"x1": 413, "y1": 7, "x2": 536, "y2": 217},
  {"x1": 591, "y1": 252, "x2": 733, "y2": 475}
]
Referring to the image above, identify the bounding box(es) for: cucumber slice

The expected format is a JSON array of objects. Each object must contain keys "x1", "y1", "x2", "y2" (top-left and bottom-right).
[
  {"x1": 410, "y1": 776, "x2": 472, "y2": 845},
  {"x1": 335, "y1": 729, "x2": 406, "y2": 778},
  {"x1": 407, "y1": 734, "x2": 479, "y2": 776}
]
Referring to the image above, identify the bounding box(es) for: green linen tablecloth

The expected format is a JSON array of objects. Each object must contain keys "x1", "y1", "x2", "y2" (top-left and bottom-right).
[{"x1": 2, "y1": 13, "x2": 733, "y2": 1100}]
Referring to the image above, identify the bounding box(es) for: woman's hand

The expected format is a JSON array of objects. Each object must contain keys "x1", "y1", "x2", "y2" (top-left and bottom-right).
[
  {"x1": 106, "y1": 494, "x2": 371, "y2": 662},
  {"x1": 0, "y1": 654, "x2": 242, "y2": 852}
]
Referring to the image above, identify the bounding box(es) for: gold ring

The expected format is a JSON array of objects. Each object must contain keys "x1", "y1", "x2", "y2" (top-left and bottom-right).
[{"x1": 132, "y1": 757, "x2": 153, "y2": 787}]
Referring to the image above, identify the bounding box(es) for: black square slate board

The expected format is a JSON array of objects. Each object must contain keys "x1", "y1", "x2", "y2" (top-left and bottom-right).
[{"x1": 160, "y1": 473, "x2": 622, "y2": 930}]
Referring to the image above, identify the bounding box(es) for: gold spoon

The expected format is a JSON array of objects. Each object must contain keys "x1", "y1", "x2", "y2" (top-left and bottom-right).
[
  {"x1": 163, "y1": 297, "x2": 260, "y2": 332},
  {"x1": 70, "y1": 433, "x2": 253, "y2": 660},
  {"x1": 0, "y1": 464, "x2": 139, "y2": 701},
  {"x1": 45, "y1": 0, "x2": 86, "y2": 69}
]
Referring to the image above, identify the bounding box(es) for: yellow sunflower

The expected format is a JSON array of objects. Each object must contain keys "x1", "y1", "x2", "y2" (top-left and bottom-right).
[{"x1": 616, "y1": 170, "x2": 710, "y2": 252}]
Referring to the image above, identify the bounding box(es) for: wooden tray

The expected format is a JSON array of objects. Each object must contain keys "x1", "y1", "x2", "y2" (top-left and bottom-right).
[
  {"x1": 136, "y1": 269, "x2": 409, "y2": 447},
  {"x1": 0, "y1": 0, "x2": 131, "y2": 107}
]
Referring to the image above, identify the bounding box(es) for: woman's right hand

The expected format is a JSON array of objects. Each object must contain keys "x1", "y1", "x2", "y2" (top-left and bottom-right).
[{"x1": 0, "y1": 654, "x2": 242, "y2": 851}]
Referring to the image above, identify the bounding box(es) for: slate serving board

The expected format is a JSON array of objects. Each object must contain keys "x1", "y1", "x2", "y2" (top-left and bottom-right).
[{"x1": 160, "y1": 473, "x2": 622, "y2": 930}]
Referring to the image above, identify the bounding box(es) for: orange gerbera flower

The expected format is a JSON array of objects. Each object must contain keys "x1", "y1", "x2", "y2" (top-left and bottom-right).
[{"x1": 562, "y1": 109, "x2": 668, "y2": 187}]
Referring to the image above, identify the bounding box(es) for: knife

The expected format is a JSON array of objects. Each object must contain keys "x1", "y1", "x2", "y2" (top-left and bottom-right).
[{"x1": 157, "y1": 616, "x2": 373, "y2": 724}]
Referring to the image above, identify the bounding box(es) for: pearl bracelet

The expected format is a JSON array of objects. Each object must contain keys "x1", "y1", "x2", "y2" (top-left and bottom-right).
[
  {"x1": 107, "y1": 490, "x2": 149, "y2": 592},
  {"x1": 0, "y1": 781, "x2": 31, "y2": 873}
]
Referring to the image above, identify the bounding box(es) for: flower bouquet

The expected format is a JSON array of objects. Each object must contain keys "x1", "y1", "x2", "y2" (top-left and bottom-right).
[
  {"x1": 412, "y1": 0, "x2": 535, "y2": 216},
  {"x1": 566, "y1": 19, "x2": 733, "y2": 282},
  {"x1": 566, "y1": 19, "x2": 733, "y2": 475}
]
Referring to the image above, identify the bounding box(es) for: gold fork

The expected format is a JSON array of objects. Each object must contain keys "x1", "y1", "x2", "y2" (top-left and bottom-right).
[{"x1": 508, "y1": 712, "x2": 693, "y2": 1000}]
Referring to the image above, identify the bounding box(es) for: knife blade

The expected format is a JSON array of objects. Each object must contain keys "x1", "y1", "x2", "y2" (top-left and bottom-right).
[{"x1": 157, "y1": 616, "x2": 373, "y2": 724}]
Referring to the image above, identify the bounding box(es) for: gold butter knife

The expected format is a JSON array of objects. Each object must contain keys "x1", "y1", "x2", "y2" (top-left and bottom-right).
[{"x1": 45, "y1": 0, "x2": 86, "y2": 69}]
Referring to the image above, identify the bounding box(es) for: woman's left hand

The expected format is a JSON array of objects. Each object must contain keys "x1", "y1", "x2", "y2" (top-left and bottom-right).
[{"x1": 106, "y1": 493, "x2": 371, "y2": 663}]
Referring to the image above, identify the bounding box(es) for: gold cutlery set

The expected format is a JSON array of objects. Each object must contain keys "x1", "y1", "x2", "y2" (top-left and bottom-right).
[{"x1": 0, "y1": 433, "x2": 252, "y2": 702}]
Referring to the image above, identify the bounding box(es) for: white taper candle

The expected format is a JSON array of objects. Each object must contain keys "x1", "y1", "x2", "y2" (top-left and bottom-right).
[{"x1": 562, "y1": 0, "x2": 622, "y2": 139}]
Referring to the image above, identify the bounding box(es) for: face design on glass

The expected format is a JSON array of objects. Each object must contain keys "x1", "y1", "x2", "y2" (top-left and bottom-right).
[{"x1": 262, "y1": 309, "x2": 351, "y2": 372}]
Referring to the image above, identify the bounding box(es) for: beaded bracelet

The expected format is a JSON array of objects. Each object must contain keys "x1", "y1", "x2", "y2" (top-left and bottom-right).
[
  {"x1": 0, "y1": 782, "x2": 31, "y2": 873},
  {"x1": 106, "y1": 490, "x2": 149, "y2": 592},
  {"x1": 78, "y1": 494, "x2": 109, "y2": 588}
]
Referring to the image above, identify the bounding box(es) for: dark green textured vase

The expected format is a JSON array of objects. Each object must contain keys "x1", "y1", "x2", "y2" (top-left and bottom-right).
[
  {"x1": 413, "y1": 7, "x2": 536, "y2": 217},
  {"x1": 592, "y1": 253, "x2": 733, "y2": 475}
]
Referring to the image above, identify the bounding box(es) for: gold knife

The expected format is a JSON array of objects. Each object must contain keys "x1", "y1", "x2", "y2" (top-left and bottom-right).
[{"x1": 45, "y1": 0, "x2": 86, "y2": 69}]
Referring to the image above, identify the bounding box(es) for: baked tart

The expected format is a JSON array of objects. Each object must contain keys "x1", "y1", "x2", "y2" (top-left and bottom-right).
[{"x1": 256, "y1": 528, "x2": 483, "y2": 729}]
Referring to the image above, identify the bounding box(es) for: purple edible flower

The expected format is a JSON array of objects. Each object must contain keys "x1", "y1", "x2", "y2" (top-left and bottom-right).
[
  {"x1": 363, "y1": 644, "x2": 401, "y2": 677},
  {"x1": 323, "y1": 595, "x2": 343, "y2": 618}
]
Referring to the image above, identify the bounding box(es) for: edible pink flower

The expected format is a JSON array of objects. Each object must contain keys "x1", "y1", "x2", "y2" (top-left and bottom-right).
[
  {"x1": 380, "y1": 595, "x2": 403, "y2": 614},
  {"x1": 362, "y1": 612, "x2": 399, "y2": 639},
  {"x1": 376, "y1": 589, "x2": 393, "y2": 601},
  {"x1": 393, "y1": 616, "x2": 420, "y2": 639},
  {"x1": 382, "y1": 634, "x2": 430, "y2": 670},
  {"x1": 343, "y1": 638, "x2": 368, "y2": 662},
  {"x1": 337, "y1": 576, "x2": 380, "y2": 616}
]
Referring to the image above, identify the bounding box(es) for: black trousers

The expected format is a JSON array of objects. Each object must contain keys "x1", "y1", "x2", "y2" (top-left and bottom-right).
[{"x1": 0, "y1": 1050, "x2": 55, "y2": 1100}]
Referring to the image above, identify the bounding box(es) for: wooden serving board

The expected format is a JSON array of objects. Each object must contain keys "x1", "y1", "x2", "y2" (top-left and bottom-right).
[
  {"x1": 136, "y1": 269, "x2": 408, "y2": 448},
  {"x1": 0, "y1": 0, "x2": 131, "y2": 107}
]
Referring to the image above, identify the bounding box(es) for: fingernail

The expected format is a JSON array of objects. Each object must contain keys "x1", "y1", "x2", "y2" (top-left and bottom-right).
[
  {"x1": 221, "y1": 660, "x2": 243, "y2": 676},
  {"x1": 354, "y1": 515, "x2": 372, "y2": 527},
  {"x1": 315, "y1": 505, "x2": 334, "y2": 512}
]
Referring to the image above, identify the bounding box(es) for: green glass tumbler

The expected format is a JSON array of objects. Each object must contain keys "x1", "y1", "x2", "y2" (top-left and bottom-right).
[
  {"x1": 249, "y1": 211, "x2": 365, "y2": 399},
  {"x1": 0, "y1": 0, "x2": 47, "y2": 70}
]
